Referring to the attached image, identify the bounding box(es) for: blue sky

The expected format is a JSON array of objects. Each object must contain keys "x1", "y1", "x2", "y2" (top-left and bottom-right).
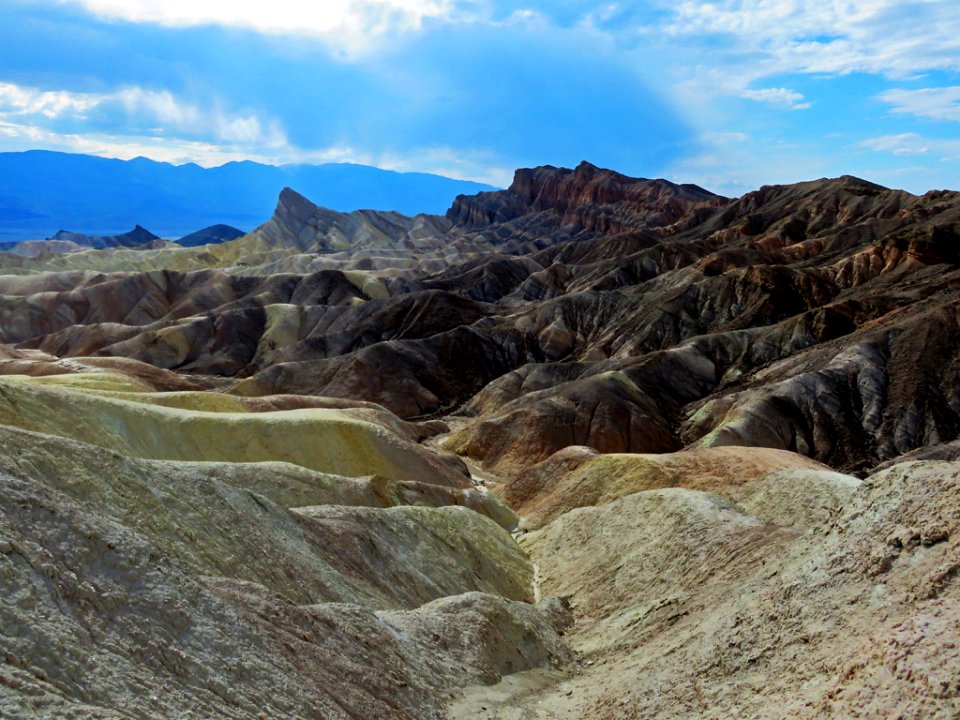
[{"x1": 0, "y1": 0, "x2": 958, "y2": 195}]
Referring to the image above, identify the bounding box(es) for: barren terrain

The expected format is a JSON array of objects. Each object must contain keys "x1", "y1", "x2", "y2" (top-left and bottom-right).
[{"x1": 1, "y1": 162, "x2": 958, "y2": 717}]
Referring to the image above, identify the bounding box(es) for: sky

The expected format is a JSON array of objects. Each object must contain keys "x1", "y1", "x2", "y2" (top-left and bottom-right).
[{"x1": 0, "y1": 0, "x2": 958, "y2": 196}]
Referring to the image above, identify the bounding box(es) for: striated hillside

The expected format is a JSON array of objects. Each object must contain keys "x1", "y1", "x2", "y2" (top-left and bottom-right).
[
  {"x1": 5, "y1": 161, "x2": 959, "y2": 472},
  {"x1": 1, "y1": 162, "x2": 959, "y2": 718}
]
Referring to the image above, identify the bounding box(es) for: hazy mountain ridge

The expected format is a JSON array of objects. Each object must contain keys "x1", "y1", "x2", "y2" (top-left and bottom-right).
[{"x1": 0, "y1": 150, "x2": 497, "y2": 242}]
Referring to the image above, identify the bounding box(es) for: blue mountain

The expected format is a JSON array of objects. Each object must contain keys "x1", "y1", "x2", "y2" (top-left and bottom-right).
[{"x1": 0, "y1": 150, "x2": 497, "y2": 242}]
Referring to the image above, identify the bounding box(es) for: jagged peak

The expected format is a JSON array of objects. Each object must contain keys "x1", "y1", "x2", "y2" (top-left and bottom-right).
[
  {"x1": 277, "y1": 186, "x2": 316, "y2": 209},
  {"x1": 129, "y1": 225, "x2": 159, "y2": 239}
]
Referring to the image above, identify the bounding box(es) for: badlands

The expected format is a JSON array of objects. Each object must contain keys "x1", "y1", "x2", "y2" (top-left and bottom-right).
[{"x1": 1, "y1": 162, "x2": 958, "y2": 718}]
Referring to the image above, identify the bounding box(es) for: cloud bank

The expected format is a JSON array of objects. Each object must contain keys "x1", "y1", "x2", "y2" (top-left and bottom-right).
[{"x1": 0, "y1": 0, "x2": 957, "y2": 193}]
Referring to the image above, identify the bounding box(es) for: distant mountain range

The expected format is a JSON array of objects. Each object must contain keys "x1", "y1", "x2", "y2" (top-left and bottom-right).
[
  {"x1": 0, "y1": 150, "x2": 497, "y2": 242},
  {"x1": 0, "y1": 225, "x2": 166, "y2": 256},
  {"x1": 47, "y1": 225, "x2": 162, "y2": 250}
]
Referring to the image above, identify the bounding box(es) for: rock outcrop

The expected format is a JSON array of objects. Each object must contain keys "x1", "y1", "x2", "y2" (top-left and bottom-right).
[{"x1": 447, "y1": 160, "x2": 724, "y2": 234}]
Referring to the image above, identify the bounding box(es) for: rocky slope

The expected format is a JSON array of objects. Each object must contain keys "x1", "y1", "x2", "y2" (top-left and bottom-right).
[
  {"x1": 503, "y1": 460, "x2": 960, "y2": 719},
  {"x1": 2, "y1": 162, "x2": 960, "y2": 717},
  {"x1": 0, "y1": 354, "x2": 555, "y2": 719}
]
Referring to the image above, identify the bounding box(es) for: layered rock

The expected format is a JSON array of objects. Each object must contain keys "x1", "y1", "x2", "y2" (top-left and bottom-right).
[
  {"x1": 0, "y1": 372, "x2": 469, "y2": 486},
  {"x1": 2, "y1": 162, "x2": 960, "y2": 718},
  {"x1": 447, "y1": 160, "x2": 725, "y2": 234}
]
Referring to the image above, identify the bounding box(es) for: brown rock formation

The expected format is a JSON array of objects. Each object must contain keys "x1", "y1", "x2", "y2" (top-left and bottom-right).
[{"x1": 447, "y1": 160, "x2": 725, "y2": 234}]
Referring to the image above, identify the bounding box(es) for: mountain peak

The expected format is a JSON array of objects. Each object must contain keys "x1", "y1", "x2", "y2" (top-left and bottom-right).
[
  {"x1": 449, "y1": 162, "x2": 725, "y2": 233},
  {"x1": 278, "y1": 186, "x2": 313, "y2": 206}
]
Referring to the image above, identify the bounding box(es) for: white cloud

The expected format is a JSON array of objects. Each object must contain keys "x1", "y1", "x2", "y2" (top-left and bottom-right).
[
  {"x1": 0, "y1": 119, "x2": 267, "y2": 165},
  {"x1": 374, "y1": 146, "x2": 512, "y2": 186},
  {"x1": 115, "y1": 88, "x2": 288, "y2": 146},
  {"x1": 0, "y1": 82, "x2": 287, "y2": 148},
  {"x1": 0, "y1": 82, "x2": 100, "y2": 118},
  {"x1": 878, "y1": 86, "x2": 960, "y2": 121},
  {"x1": 0, "y1": 114, "x2": 361, "y2": 168},
  {"x1": 860, "y1": 133, "x2": 960, "y2": 157},
  {"x1": 55, "y1": 0, "x2": 454, "y2": 54},
  {"x1": 0, "y1": 119, "x2": 506, "y2": 186},
  {"x1": 702, "y1": 131, "x2": 750, "y2": 143},
  {"x1": 741, "y1": 87, "x2": 811, "y2": 110},
  {"x1": 661, "y1": 0, "x2": 960, "y2": 79},
  {"x1": 614, "y1": 1, "x2": 960, "y2": 169},
  {"x1": 0, "y1": 79, "x2": 507, "y2": 183}
]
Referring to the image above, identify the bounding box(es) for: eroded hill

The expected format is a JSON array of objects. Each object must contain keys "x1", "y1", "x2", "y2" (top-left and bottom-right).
[
  {"x1": 5, "y1": 161, "x2": 960, "y2": 472},
  {"x1": 1, "y1": 162, "x2": 959, "y2": 718}
]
